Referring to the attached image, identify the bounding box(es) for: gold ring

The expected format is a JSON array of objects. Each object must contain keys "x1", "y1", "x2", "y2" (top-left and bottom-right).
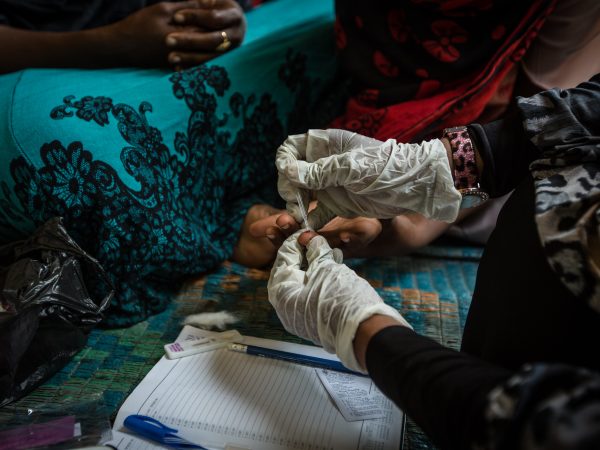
[{"x1": 216, "y1": 31, "x2": 231, "y2": 52}]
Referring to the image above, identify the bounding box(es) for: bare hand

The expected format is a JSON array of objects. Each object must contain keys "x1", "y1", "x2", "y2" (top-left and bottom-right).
[
  {"x1": 103, "y1": 1, "x2": 199, "y2": 68},
  {"x1": 165, "y1": 0, "x2": 246, "y2": 68}
]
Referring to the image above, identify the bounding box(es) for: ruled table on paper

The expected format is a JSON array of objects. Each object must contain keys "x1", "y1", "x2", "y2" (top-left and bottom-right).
[{"x1": 111, "y1": 327, "x2": 403, "y2": 450}]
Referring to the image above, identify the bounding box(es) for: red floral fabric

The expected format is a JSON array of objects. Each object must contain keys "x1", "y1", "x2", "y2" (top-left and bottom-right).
[{"x1": 332, "y1": 0, "x2": 556, "y2": 141}]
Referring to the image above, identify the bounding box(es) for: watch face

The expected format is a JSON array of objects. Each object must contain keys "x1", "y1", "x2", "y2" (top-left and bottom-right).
[
  {"x1": 461, "y1": 195, "x2": 484, "y2": 209},
  {"x1": 460, "y1": 192, "x2": 488, "y2": 209}
]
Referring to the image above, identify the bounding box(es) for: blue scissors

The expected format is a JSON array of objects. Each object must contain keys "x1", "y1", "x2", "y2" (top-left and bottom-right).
[{"x1": 124, "y1": 414, "x2": 208, "y2": 449}]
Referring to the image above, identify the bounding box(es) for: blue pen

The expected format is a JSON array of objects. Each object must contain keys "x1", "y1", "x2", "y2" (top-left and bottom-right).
[
  {"x1": 228, "y1": 343, "x2": 366, "y2": 377},
  {"x1": 124, "y1": 415, "x2": 208, "y2": 449}
]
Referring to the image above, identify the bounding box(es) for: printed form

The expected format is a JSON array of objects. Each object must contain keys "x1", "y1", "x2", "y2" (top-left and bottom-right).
[{"x1": 111, "y1": 327, "x2": 404, "y2": 450}]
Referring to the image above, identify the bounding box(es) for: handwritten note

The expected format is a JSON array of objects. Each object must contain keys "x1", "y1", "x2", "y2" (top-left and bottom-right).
[{"x1": 316, "y1": 369, "x2": 385, "y2": 422}]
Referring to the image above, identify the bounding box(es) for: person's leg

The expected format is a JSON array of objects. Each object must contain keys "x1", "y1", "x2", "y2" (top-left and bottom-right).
[
  {"x1": 248, "y1": 207, "x2": 471, "y2": 259},
  {"x1": 244, "y1": 202, "x2": 384, "y2": 262},
  {"x1": 461, "y1": 176, "x2": 600, "y2": 372}
]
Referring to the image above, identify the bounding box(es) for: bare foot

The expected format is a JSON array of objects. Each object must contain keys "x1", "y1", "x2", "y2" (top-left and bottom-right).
[
  {"x1": 346, "y1": 214, "x2": 451, "y2": 258},
  {"x1": 342, "y1": 207, "x2": 490, "y2": 258},
  {"x1": 314, "y1": 216, "x2": 382, "y2": 257},
  {"x1": 248, "y1": 204, "x2": 383, "y2": 259},
  {"x1": 295, "y1": 213, "x2": 452, "y2": 259},
  {"x1": 232, "y1": 204, "x2": 288, "y2": 268},
  {"x1": 234, "y1": 202, "x2": 460, "y2": 268},
  {"x1": 360, "y1": 207, "x2": 490, "y2": 257}
]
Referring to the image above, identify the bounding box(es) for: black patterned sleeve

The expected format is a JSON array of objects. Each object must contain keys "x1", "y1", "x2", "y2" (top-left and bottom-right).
[
  {"x1": 467, "y1": 110, "x2": 540, "y2": 198},
  {"x1": 467, "y1": 73, "x2": 600, "y2": 199},
  {"x1": 481, "y1": 364, "x2": 600, "y2": 450}
]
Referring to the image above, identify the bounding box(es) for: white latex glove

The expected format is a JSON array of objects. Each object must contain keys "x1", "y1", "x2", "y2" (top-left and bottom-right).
[
  {"x1": 276, "y1": 129, "x2": 462, "y2": 230},
  {"x1": 268, "y1": 231, "x2": 412, "y2": 373}
]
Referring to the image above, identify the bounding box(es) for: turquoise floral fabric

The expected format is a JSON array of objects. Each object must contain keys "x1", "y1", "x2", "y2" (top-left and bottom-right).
[{"x1": 0, "y1": 0, "x2": 337, "y2": 327}]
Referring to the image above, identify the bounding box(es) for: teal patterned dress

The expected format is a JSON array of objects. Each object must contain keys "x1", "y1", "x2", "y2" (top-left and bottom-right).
[{"x1": 0, "y1": 0, "x2": 337, "y2": 327}]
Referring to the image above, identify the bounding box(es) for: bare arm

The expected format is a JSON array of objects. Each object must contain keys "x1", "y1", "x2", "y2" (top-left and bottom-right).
[
  {"x1": 0, "y1": 1, "x2": 200, "y2": 74},
  {"x1": 0, "y1": 25, "x2": 114, "y2": 73}
]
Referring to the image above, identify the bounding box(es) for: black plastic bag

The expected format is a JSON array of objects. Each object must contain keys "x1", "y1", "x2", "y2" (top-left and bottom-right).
[{"x1": 0, "y1": 217, "x2": 113, "y2": 407}]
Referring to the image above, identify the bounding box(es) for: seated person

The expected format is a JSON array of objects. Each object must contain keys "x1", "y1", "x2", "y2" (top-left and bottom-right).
[
  {"x1": 251, "y1": 0, "x2": 600, "y2": 255},
  {"x1": 268, "y1": 73, "x2": 600, "y2": 449},
  {"x1": 0, "y1": 0, "x2": 362, "y2": 327}
]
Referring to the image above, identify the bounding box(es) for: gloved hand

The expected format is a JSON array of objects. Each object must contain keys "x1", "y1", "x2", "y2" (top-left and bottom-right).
[
  {"x1": 268, "y1": 231, "x2": 412, "y2": 373},
  {"x1": 276, "y1": 129, "x2": 462, "y2": 230}
]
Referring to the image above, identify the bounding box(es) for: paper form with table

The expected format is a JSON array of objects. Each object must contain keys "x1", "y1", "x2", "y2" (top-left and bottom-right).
[{"x1": 109, "y1": 326, "x2": 404, "y2": 450}]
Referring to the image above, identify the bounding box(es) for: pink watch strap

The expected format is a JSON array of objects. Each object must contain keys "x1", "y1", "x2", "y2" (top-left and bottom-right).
[{"x1": 443, "y1": 126, "x2": 479, "y2": 190}]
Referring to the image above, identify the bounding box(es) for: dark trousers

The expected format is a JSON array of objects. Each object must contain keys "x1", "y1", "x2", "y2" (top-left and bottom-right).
[{"x1": 461, "y1": 176, "x2": 600, "y2": 371}]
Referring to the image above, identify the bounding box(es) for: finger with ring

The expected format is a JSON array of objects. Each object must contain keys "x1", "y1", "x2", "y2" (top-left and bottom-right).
[{"x1": 216, "y1": 30, "x2": 231, "y2": 51}]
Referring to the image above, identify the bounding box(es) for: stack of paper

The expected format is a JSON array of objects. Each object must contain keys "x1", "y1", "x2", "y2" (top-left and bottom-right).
[{"x1": 108, "y1": 326, "x2": 404, "y2": 450}]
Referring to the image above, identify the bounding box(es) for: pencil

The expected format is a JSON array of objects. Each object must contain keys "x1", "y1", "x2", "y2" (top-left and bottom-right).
[{"x1": 227, "y1": 343, "x2": 365, "y2": 376}]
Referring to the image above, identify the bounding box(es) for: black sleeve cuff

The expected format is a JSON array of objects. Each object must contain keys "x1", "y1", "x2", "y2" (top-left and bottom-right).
[{"x1": 468, "y1": 107, "x2": 541, "y2": 198}]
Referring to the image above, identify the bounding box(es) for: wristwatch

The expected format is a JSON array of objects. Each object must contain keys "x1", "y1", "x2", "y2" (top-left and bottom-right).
[{"x1": 443, "y1": 126, "x2": 489, "y2": 209}]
